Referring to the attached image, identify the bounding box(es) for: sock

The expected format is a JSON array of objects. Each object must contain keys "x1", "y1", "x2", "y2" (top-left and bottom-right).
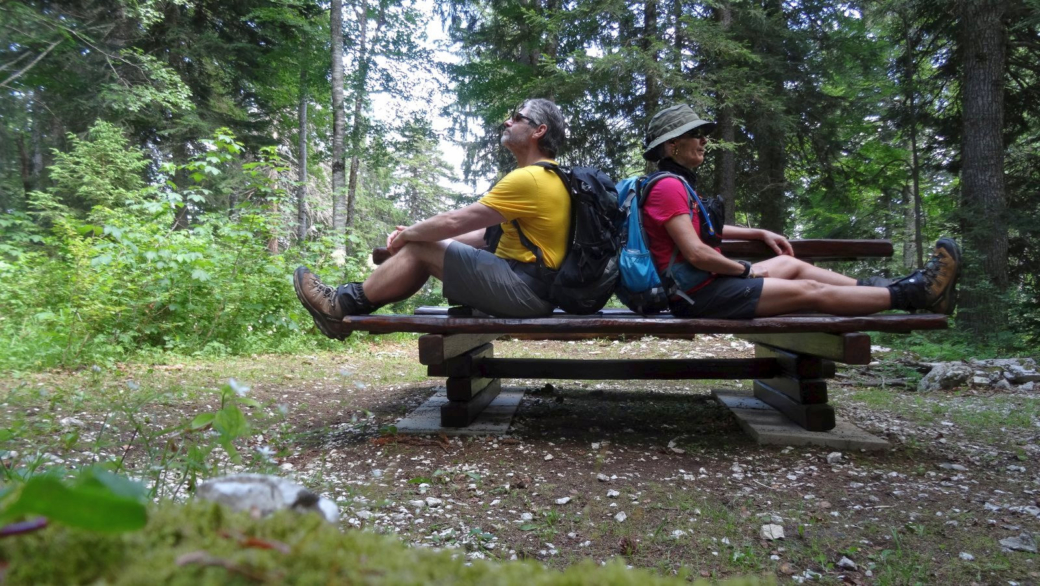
[
  {"x1": 857, "y1": 276, "x2": 894, "y2": 288},
  {"x1": 335, "y1": 282, "x2": 380, "y2": 315}
]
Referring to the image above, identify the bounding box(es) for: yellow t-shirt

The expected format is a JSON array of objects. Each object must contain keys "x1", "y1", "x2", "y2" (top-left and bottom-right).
[{"x1": 478, "y1": 161, "x2": 571, "y2": 269}]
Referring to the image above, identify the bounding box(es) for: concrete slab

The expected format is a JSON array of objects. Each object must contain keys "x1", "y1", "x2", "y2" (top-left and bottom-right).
[
  {"x1": 396, "y1": 387, "x2": 525, "y2": 436},
  {"x1": 712, "y1": 389, "x2": 890, "y2": 451}
]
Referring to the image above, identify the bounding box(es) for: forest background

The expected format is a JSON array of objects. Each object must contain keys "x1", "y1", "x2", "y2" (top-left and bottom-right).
[{"x1": 1, "y1": 0, "x2": 1037, "y2": 371}]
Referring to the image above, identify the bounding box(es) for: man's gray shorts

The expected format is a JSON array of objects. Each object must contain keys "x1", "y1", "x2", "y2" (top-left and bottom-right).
[{"x1": 442, "y1": 242, "x2": 555, "y2": 318}]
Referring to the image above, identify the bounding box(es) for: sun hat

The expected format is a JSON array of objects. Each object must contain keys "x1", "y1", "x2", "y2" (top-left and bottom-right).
[{"x1": 642, "y1": 104, "x2": 717, "y2": 161}]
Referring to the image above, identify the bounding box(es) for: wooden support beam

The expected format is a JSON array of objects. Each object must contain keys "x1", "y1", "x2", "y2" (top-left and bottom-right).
[
  {"x1": 446, "y1": 376, "x2": 496, "y2": 401},
  {"x1": 753, "y1": 378, "x2": 828, "y2": 404},
  {"x1": 754, "y1": 381, "x2": 836, "y2": 431},
  {"x1": 738, "y1": 332, "x2": 872, "y2": 365},
  {"x1": 419, "y1": 334, "x2": 501, "y2": 365},
  {"x1": 427, "y1": 343, "x2": 493, "y2": 377},
  {"x1": 463, "y1": 357, "x2": 779, "y2": 380},
  {"x1": 755, "y1": 345, "x2": 836, "y2": 378},
  {"x1": 441, "y1": 379, "x2": 502, "y2": 427}
]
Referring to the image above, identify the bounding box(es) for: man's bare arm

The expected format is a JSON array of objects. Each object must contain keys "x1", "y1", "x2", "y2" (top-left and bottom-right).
[{"x1": 388, "y1": 203, "x2": 505, "y2": 253}]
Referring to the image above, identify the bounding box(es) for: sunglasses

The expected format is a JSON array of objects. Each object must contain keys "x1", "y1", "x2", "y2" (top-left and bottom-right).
[
  {"x1": 509, "y1": 111, "x2": 540, "y2": 126},
  {"x1": 682, "y1": 128, "x2": 708, "y2": 140}
]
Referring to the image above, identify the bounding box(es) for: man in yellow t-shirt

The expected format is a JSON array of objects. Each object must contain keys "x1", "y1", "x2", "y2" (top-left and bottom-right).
[{"x1": 293, "y1": 98, "x2": 571, "y2": 339}]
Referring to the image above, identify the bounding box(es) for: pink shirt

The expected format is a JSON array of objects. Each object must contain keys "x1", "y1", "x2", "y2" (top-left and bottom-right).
[{"x1": 641, "y1": 176, "x2": 719, "y2": 290}]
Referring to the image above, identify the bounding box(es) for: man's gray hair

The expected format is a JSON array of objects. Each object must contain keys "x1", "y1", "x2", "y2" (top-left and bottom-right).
[{"x1": 522, "y1": 98, "x2": 566, "y2": 158}]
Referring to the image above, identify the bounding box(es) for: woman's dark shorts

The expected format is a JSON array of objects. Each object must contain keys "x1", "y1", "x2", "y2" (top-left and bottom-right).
[
  {"x1": 668, "y1": 262, "x2": 764, "y2": 319},
  {"x1": 442, "y1": 242, "x2": 555, "y2": 318}
]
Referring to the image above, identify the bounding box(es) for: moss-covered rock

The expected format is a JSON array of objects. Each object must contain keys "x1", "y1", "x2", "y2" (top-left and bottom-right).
[{"x1": 0, "y1": 502, "x2": 763, "y2": 585}]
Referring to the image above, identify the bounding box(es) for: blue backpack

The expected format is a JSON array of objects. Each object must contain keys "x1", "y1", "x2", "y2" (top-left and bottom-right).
[{"x1": 615, "y1": 172, "x2": 722, "y2": 314}]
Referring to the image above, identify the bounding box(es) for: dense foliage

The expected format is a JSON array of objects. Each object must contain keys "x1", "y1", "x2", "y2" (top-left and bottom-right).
[{"x1": 2, "y1": 0, "x2": 1039, "y2": 365}]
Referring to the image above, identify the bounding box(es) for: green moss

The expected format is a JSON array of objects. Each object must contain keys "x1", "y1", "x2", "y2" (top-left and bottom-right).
[{"x1": 0, "y1": 502, "x2": 764, "y2": 585}]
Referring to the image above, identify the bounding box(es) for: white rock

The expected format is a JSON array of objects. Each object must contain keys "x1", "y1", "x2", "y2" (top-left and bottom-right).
[
  {"x1": 672, "y1": 530, "x2": 687, "y2": 538},
  {"x1": 607, "y1": 489, "x2": 620, "y2": 498},
  {"x1": 196, "y1": 473, "x2": 339, "y2": 522},
  {"x1": 596, "y1": 473, "x2": 610, "y2": 482},
  {"x1": 1020, "y1": 382, "x2": 1036, "y2": 392},
  {"x1": 918, "y1": 362, "x2": 972, "y2": 392},
  {"x1": 994, "y1": 379, "x2": 1013, "y2": 391},
  {"x1": 425, "y1": 497, "x2": 444, "y2": 508},
  {"x1": 408, "y1": 500, "x2": 426, "y2": 508},
  {"x1": 544, "y1": 454, "x2": 554, "y2": 461},
  {"x1": 959, "y1": 552, "x2": 975, "y2": 561},
  {"x1": 614, "y1": 511, "x2": 627, "y2": 523},
  {"x1": 591, "y1": 442, "x2": 601, "y2": 449},
  {"x1": 826, "y1": 452, "x2": 843, "y2": 464},
  {"x1": 521, "y1": 512, "x2": 534, "y2": 521},
  {"x1": 837, "y1": 556, "x2": 857, "y2": 570},
  {"x1": 555, "y1": 497, "x2": 571, "y2": 505},
  {"x1": 59, "y1": 417, "x2": 85, "y2": 428},
  {"x1": 984, "y1": 502, "x2": 1001, "y2": 512},
  {"x1": 356, "y1": 510, "x2": 373, "y2": 520},
  {"x1": 760, "y1": 524, "x2": 785, "y2": 540},
  {"x1": 940, "y1": 463, "x2": 968, "y2": 472},
  {"x1": 999, "y1": 534, "x2": 1037, "y2": 553}
]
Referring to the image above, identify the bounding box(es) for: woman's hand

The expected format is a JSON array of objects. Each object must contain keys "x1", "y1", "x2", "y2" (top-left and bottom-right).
[{"x1": 760, "y1": 230, "x2": 794, "y2": 256}]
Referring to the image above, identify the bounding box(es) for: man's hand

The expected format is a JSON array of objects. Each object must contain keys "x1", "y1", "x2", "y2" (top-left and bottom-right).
[
  {"x1": 387, "y1": 225, "x2": 411, "y2": 255},
  {"x1": 760, "y1": 230, "x2": 794, "y2": 256},
  {"x1": 386, "y1": 226, "x2": 408, "y2": 254}
]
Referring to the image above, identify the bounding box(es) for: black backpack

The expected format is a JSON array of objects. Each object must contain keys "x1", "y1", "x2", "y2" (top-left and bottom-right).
[{"x1": 486, "y1": 162, "x2": 621, "y2": 315}]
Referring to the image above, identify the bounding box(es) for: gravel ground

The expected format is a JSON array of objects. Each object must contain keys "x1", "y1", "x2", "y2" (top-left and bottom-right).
[{"x1": 3, "y1": 335, "x2": 1038, "y2": 584}]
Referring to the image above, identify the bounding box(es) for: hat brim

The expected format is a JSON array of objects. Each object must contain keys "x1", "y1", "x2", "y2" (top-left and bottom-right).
[{"x1": 642, "y1": 120, "x2": 717, "y2": 161}]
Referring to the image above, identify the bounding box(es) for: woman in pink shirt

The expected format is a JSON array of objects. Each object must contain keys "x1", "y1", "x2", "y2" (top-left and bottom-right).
[{"x1": 640, "y1": 104, "x2": 961, "y2": 318}]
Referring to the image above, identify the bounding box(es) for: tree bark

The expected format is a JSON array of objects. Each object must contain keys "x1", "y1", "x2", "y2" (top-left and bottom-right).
[
  {"x1": 297, "y1": 67, "x2": 309, "y2": 243},
  {"x1": 958, "y1": 0, "x2": 1009, "y2": 335},
  {"x1": 330, "y1": 0, "x2": 347, "y2": 261},
  {"x1": 899, "y1": 9, "x2": 924, "y2": 267},
  {"x1": 715, "y1": 106, "x2": 737, "y2": 224}
]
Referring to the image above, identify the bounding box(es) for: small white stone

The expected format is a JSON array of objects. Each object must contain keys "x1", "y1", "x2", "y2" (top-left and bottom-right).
[
  {"x1": 614, "y1": 511, "x2": 627, "y2": 523},
  {"x1": 408, "y1": 500, "x2": 425, "y2": 509},
  {"x1": 607, "y1": 489, "x2": 620, "y2": 498},
  {"x1": 826, "y1": 452, "x2": 843, "y2": 464},
  {"x1": 959, "y1": 552, "x2": 975, "y2": 561},
  {"x1": 555, "y1": 497, "x2": 571, "y2": 505},
  {"x1": 521, "y1": 512, "x2": 534, "y2": 521},
  {"x1": 544, "y1": 454, "x2": 554, "y2": 461},
  {"x1": 591, "y1": 442, "x2": 601, "y2": 449},
  {"x1": 672, "y1": 529, "x2": 687, "y2": 538},
  {"x1": 356, "y1": 510, "x2": 373, "y2": 520},
  {"x1": 425, "y1": 497, "x2": 443, "y2": 508},
  {"x1": 596, "y1": 473, "x2": 610, "y2": 482},
  {"x1": 760, "y1": 524, "x2": 785, "y2": 540},
  {"x1": 837, "y1": 556, "x2": 857, "y2": 570}
]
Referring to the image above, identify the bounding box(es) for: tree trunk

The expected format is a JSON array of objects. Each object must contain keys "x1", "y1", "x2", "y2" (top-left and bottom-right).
[
  {"x1": 713, "y1": 2, "x2": 736, "y2": 224},
  {"x1": 900, "y1": 11, "x2": 924, "y2": 267},
  {"x1": 958, "y1": 0, "x2": 1009, "y2": 335},
  {"x1": 297, "y1": 67, "x2": 309, "y2": 243},
  {"x1": 346, "y1": 0, "x2": 380, "y2": 238},
  {"x1": 641, "y1": 0, "x2": 660, "y2": 123},
  {"x1": 330, "y1": 0, "x2": 347, "y2": 262},
  {"x1": 902, "y1": 184, "x2": 916, "y2": 270},
  {"x1": 715, "y1": 106, "x2": 737, "y2": 225}
]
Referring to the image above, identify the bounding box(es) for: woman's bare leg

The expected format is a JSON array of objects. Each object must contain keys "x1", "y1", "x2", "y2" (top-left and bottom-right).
[
  {"x1": 754, "y1": 278, "x2": 891, "y2": 317},
  {"x1": 752, "y1": 256, "x2": 857, "y2": 286}
]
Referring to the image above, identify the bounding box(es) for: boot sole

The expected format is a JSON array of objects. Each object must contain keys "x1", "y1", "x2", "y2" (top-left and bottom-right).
[
  {"x1": 293, "y1": 267, "x2": 349, "y2": 340},
  {"x1": 931, "y1": 238, "x2": 961, "y2": 315}
]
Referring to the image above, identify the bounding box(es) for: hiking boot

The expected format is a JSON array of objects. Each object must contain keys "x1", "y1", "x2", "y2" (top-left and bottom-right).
[
  {"x1": 293, "y1": 266, "x2": 351, "y2": 340},
  {"x1": 887, "y1": 238, "x2": 961, "y2": 314}
]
